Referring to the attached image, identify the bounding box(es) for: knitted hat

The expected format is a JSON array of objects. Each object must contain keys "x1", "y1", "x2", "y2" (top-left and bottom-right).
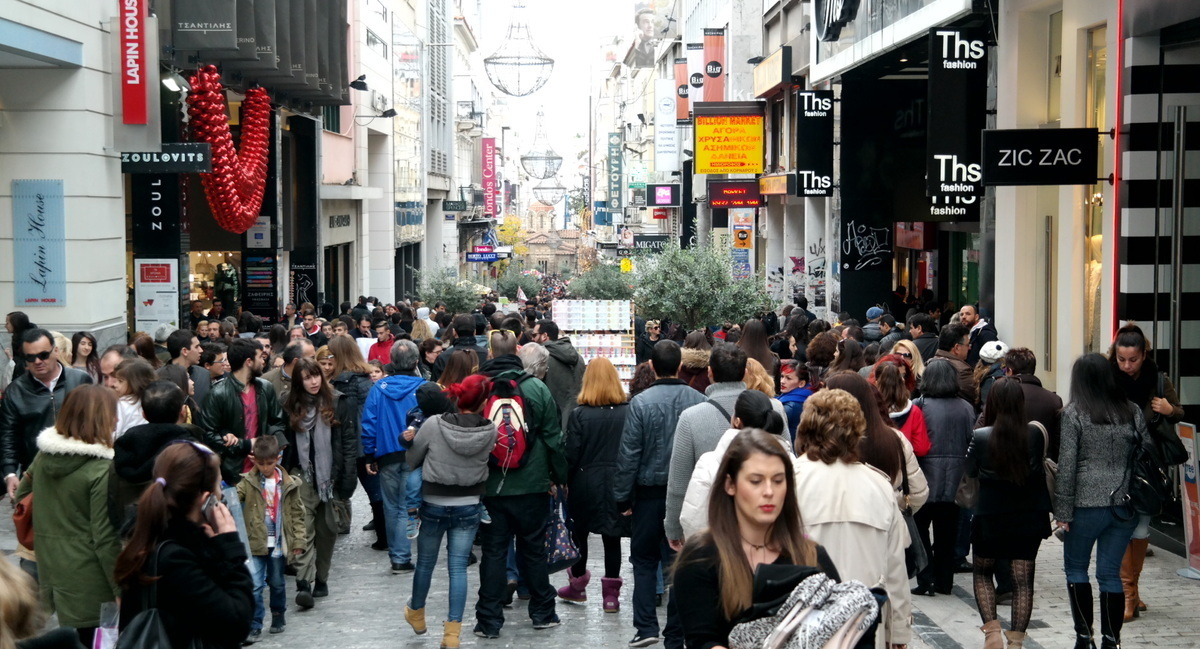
[
  {"x1": 866, "y1": 306, "x2": 885, "y2": 320},
  {"x1": 980, "y1": 340, "x2": 1009, "y2": 364}
]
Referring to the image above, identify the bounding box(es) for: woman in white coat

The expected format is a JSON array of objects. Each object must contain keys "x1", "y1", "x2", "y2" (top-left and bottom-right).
[{"x1": 793, "y1": 388, "x2": 912, "y2": 649}]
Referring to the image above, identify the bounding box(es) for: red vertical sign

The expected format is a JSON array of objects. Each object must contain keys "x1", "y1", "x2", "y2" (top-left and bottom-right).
[
  {"x1": 674, "y1": 58, "x2": 689, "y2": 122},
  {"x1": 703, "y1": 28, "x2": 725, "y2": 101},
  {"x1": 120, "y1": 0, "x2": 148, "y2": 124},
  {"x1": 482, "y1": 138, "x2": 496, "y2": 217}
]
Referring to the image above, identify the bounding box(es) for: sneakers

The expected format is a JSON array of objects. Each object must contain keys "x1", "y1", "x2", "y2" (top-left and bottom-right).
[
  {"x1": 269, "y1": 611, "x2": 285, "y2": 635},
  {"x1": 480, "y1": 505, "x2": 492, "y2": 525},
  {"x1": 406, "y1": 515, "x2": 421, "y2": 540},
  {"x1": 295, "y1": 580, "x2": 315, "y2": 610},
  {"x1": 243, "y1": 629, "x2": 261, "y2": 645},
  {"x1": 472, "y1": 626, "x2": 500, "y2": 639},
  {"x1": 532, "y1": 617, "x2": 560, "y2": 630},
  {"x1": 313, "y1": 581, "x2": 329, "y2": 598},
  {"x1": 629, "y1": 634, "x2": 661, "y2": 647},
  {"x1": 392, "y1": 561, "x2": 415, "y2": 574}
]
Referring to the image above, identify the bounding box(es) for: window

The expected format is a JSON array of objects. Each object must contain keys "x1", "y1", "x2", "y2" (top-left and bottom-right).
[
  {"x1": 1084, "y1": 25, "x2": 1108, "y2": 354},
  {"x1": 1047, "y1": 11, "x2": 1062, "y2": 124},
  {"x1": 367, "y1": 29, "x2": 387, "y2": 57},
  {"x1": 322, "y1": 105, "x2": 341, "y2": 133}
]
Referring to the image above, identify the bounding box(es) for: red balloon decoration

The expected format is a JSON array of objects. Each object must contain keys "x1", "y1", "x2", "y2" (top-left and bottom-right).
[{"x1": 186, "y1": 65, "x2": 272, "y2": 234}]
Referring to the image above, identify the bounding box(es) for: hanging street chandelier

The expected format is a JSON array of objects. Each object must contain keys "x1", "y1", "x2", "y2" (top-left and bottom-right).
[
  {"x1": 483, "y1": 1, "x2": 554, "y2": 97},
  {"x1": 532, "y1": 175, "x2": 566, "y2": 207},
  {"x1": 520, "y1": 111, "x2": 563, "y2": 179}
]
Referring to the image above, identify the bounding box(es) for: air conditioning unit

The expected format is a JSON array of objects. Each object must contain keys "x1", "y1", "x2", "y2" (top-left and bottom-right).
[{"x1": 371, "y1": 91, "x2": 390, "y2": 113}]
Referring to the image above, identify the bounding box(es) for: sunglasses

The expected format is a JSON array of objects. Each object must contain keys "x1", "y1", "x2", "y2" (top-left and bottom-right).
[
  {"x1": 23, "y1": 350, "x2": 53, "y2": 363},
  {"x1": 896, "y1": 352, "x2": 913, "y2": 359}
]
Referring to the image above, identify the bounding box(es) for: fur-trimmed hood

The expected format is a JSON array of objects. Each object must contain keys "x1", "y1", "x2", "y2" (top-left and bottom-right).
[
  {"x1": 35, "y1": 426, "x2": 114, "y2": 478},
  {"x1": 680, "y1": 347, "x2": 710, "y2": 370}
]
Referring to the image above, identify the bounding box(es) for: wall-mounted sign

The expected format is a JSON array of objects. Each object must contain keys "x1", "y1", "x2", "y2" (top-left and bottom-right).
[
  {"x1": 131, "y1": 175, "x2": 181, "y2": 257},
  {"x1": 327, "y1": 213, "x2": 351, "y2": 228},
  {"x1": 795, "y1": 90, "x2": 834, "y2": 196},
  {"x1": 473, "y1": 245, "x2": 494, "y2": 253},
  {"x1": 813, "y1": 0, "x2": 859, "y2": 42},
  {"x1": 607, "y1": 132, "x2": 624, "y2": 210},
  {"x1": 694, "y1": 102, "x2": 765, "y2": 174},
  {"x1": 759, "y1": 173, "x2": 796, "y2": 195},
  {"x1": 466, "y1": 252, "x2": 498, "y2": 263},
  {"x1": 753, "y1": 46, "x2": 791, "y2": 98},
  {"x1": 702, "y1": 28, "x2": 725, "y2": 101},
  {"x1": 709, "y1": 180, "x2": 762, "y2": 208},
  {"x1": 120, "y1": 0, "x2": 148, "y2": 124},
  {"x1": 121, "y1": 143, "x2": 213, "y2": 173},
  {"x1": 134, "y1": 259, "x2": 179, "y2": 332},
  {"x1": 172, "y1": 0, "x2": 238, "y2": 52},
  {"x1": 443, "y1": 200, "x2": 467, "y2": 212},
  {"x1": 653, "y1": 208, "x2": 669, "y2": 219},
  {"x1": 655, "y1": 78, "x2": 680, "y2": 172},
  {"x1": 926, "y1": 27, "x2": 987, "y2": 197},
  {"x1": 981, "y1": 128, "x2": 1100, "y2": 186},
  {"x1": 13, "y1": 180, "x2": 66, "y2": 306},
  {"x1": 647, "y1": 183, "x2": 681, "y2": 207},
  {"x1": 482, "y1": 138, "x2": 496, "y2": 217},
  {"x1": 246, "y1": 214, "x2": 271, "y2": 249},
  {"x1": 616, "y1": 233, "x2": 670, "y2": 257}
]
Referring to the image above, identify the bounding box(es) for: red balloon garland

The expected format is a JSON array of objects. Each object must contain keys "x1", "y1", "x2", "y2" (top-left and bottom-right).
[{"x1": 186, "y1": 65, "x2": 272, "y2": 234}]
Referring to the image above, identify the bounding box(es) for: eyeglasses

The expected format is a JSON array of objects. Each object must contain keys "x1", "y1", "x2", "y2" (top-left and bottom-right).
[{"x1": 23, "y1": 350, "x2": 52, "y2": 363}]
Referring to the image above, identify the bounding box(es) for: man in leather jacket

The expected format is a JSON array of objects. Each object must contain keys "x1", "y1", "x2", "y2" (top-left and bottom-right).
[{"x1": 2, "y1": 328, "x2": 93, "y2": 499}]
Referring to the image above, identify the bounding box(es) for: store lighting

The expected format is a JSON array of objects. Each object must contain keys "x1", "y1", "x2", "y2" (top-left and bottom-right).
[{"x1": 349, "y1": 75, "x2": 368, "y2": 91}]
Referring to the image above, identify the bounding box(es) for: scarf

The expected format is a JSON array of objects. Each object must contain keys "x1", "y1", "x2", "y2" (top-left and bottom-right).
[{"x1": 297, "y1": 405, "x2": 334, "y2": 502}]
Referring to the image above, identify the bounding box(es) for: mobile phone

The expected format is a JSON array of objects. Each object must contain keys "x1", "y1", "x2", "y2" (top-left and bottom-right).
[{"x1": 200, "y1": 493, "x2": 221, "y2": 526}]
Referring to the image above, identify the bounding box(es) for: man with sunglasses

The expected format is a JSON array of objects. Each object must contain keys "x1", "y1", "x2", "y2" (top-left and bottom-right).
[{"x1": 2, "y1": 328, "x2": 93, "y2": 500}]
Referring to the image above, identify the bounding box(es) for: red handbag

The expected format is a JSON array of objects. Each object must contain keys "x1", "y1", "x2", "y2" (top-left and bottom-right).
[{"x1": 12, "y1": 492, "x2": 33, "y2": 550}]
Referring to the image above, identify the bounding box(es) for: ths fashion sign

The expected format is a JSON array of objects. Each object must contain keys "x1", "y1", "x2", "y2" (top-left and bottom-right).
[
  {"x1": 795, "y1": 90, "x2": 834, "y2": 196},
  {"x1": 926, "y1": 27, "x2": 987, "y2": 197},
  {"x1": 12, "y1": 180, "x2": 66, "y2": 306}
]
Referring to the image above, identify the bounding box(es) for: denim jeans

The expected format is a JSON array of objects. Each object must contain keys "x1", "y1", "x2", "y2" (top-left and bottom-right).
[
  {"x1": 357, "y1": 456, "x2": 382, "y2": 503},
  {"x1": 222, "y1": 485, "x2": 252, "y2": 559},
  {"x1": 379, "y1": 461, "x2": 413, "y2": 564},
  {"x1": 631, "y1": 496, "x2": 678, "y2": 642},
  {"x1": 475, "y1": 493, "x2": 556, "y2": 633},
  {"x1": 408, "y1": 466, "x2": 424, "y2": 511},
  {"x1": 251, "y1": 554, "x2": 287, "y2": 629},
  {"x1": 1063, "y1": 505, "x2": 1138, "y2": 592},
  {"x1": 410, "y1": 503, "x2": 481, "y2": 622},
  {"x1": 1132, "y1": 513, "x2": 1151, "y2": 540}
]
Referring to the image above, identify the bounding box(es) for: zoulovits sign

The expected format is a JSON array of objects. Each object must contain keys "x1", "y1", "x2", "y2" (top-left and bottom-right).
[{"x1": 121, "y1": 143, "x2": 213, "y2": 173}]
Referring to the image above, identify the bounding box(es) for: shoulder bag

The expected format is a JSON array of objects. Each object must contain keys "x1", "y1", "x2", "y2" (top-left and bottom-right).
[
  {"x1": 1032, "y1": 421, "x2": 1057, "y2": 509},
  {"x1": 545, "y1": 490, "x2": 579, "y2": 574},
  {"x1": 900, "y1": 453, "x2": 928, "y2": 579},
  {"x1": 12, "y1": 490, "x2": 33, "y2": 549},
  {"x1": 1149, "y1": 372, "x2": 1187, "y2": 466},
  {"x1": 955, "y1": 434, "x2": 979, "y2": 509},
  {"x1": 1112, "y1": 413, "x2": 1173, "y2": 521}
]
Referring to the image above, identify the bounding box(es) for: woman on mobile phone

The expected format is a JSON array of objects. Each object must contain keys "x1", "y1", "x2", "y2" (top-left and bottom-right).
[{"x1": 114, "y1": 440, "x2": 254, "y2": 649}]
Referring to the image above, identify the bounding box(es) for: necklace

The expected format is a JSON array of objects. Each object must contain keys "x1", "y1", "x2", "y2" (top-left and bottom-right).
[{"x1": 741, "y1": 536, "x2": 768, "y2": 551}]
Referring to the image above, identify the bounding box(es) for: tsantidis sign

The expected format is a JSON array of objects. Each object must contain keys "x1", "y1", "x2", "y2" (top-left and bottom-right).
[{"x1": 693, "y1": 102, "x2": 765, "y2": 175}]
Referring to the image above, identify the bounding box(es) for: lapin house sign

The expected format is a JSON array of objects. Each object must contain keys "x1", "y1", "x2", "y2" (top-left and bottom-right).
[
  {"x1": 926, "y1": 28, "x2": 987, "y2": 197},
  {"x1": 795, "y1": 90, "x2": 834, "y2": 196},
  {"x1": 120, "y1": 0, "x2": 148, "y2": 125},
  {"x1": 482, "y1": 138, "x2": 497, "y2": 217}
]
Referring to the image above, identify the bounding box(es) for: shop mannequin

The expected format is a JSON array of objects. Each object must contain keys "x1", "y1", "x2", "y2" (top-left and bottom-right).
[{"x1": 214, "y1": 257, "x2": 240, "y2": 313}]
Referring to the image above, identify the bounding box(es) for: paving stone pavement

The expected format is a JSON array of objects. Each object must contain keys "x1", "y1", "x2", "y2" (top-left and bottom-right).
[{"x1": 5, "y1": 490, "x2": 1200, "y2": 648}]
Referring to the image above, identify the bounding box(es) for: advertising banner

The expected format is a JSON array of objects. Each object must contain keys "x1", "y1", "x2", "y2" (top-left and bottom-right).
[
  {"x1": 731, "y1": 248, "x2": 752, "y2": 280},
  {"x1": 243, "y1": 254, "x2": 278, "y2": 319},
  {"x1": 647, "y1": 183, "x2": 681, "y2": 207},
  {"x1": 687, "y1": 43, "x2": 704, "y2": 114},
  {"x1": 981, "y1": 128, "x2": 1101, "y2": 186},
  {"x1": 655, "y1": 78, "x2": 680, "y2": 172},
  {"x1": 607, "y1": 132, "x2": 625, "y2": 211},
  {"x1": 12, "y1": 180, "x2": 66, "y2": 307},
  {"x1": 694, "y1": 106, "x2": 765, "y2": 174},
  {"x1": 233, "y1": 0, "x2": 258, "y2": 60},
  {"x1": 289, "y1": 254, "x2": 317, "y2": 307},
  {"x1": 674, "y1": 58, "x2": 689, "y2": 123},
  {"x1": 134, "y1": 259, "x2": 180, "y2": 332},
  {"x1": 702, "y1": 28, "x2": 725, "y2": 101},
  {"x1": 482, "y1": 138, "x2": 497, "y2": 217},
  {"x1": 466, "y1": 252, "x2": 499, "y2": 262},
  {"x1": 926, "y1": 27, "x2": 987, "y2": 197},
  {"x1": 120, "y1": 0, "x2": 148, "y2": 124},
  {"x1": 616, "y1": 233, "x2": 671, "y2": 256},
  {"x1": 1179, "y1": 422, "x2": 1200, "y2": 579},
  {"x1": 795, "y1": 90, "x2": 834, "y2": 196},
  {"x1": 226, "y1": 0, "x2": 277, "y2": 70},
  {"x1": 172, "y1": 0, "x2": 238, "y2": 52},
  {"x1": 630, "y1": 1, "x2": 676, "y2": 68}
]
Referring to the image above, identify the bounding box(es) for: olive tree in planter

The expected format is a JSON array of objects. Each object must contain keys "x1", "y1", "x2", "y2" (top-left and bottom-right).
[
  {"x1": 632, "y1": 242, "x2": 774, "y2": 331},
  {"x1": 415, "y1": 266, "x2": 479, "y2": 315},
  {"x1": 567, "y1": 263, "x2": 633, "y2": 301}
]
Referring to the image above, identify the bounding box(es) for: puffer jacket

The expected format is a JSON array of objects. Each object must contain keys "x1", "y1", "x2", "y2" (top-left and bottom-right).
[
  {"x1": 195, "y1": 374, "x2": 287, "y2": 486},
  {"x1": 613, "y1": 378, "x2": 706, "y2": 508},
  {"x1": 236, "y1": 466, "x2": 306, "y2": 556},
  {"x1": 0, "y1": 363, "x2": 92, "y2": 476},
  {"x1": 361, "y1": 373, "x2": 427, "y2": 462},
  {"x1": 280, "y1": 392, "x2": 361, "y2": 500},
  {"x1": 408, "y1": 412, "x2": 496, "y2": 497},
  {"x1": 679, "y1": 428, "x2": 739, "y2": 539},
  {"x1": 912, "y1": 395, "x2": 975, "y2": 503},
  {"x1": 542, "y1": 337, "x2": 586, "y2": 424},
  {"x1": 482, "y1": 364, "x2": 567, "y2": 497},
  {"x1": 566, "y1": 403, "x2": 632, "y2": 538}
]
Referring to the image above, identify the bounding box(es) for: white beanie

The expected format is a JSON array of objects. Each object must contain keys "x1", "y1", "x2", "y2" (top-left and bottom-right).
[{"x1": 980, "y1": 340, "x2": 1009, "y2": 364}]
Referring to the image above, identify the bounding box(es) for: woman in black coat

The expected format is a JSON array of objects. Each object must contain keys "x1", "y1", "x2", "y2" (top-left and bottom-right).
[{"x1": 557, "y1": 358, "x2": 632, "y2": 612}]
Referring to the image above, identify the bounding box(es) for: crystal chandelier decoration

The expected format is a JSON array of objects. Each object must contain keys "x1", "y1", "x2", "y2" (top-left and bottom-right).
[
  {"x1": 532, "y1": 176, "x2": 566, "y2": 207},
  {"x1": 483, "y1": 1, "x2": 554, "y2": 97},
  {"x1": 520, "y1": 111, "x2": 563, "y2": 179}
]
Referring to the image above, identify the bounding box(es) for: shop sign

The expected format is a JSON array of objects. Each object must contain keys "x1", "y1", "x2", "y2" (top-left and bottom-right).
[
  {"x1": 687, "y1": 43, "x2": 704, "y2": 114},
  {"x1": 731, "y1": 209, "x2": 753, "y2": 250},
  {"x1": 473, "y1": 245, "x2": 494, "y2": 253},
  {"x1": 289, "y1": 254, "x2": 317, "y2": 307},
  {"x1": 172, "y1": 0, "x2": 238, "y2": 52},
  {"x1": 731, "y1": 248, "x2": 752, "y2": 280},
  {"x1": 225, "y1": 0, "x2": 277, "y2": 70},
  {"x1": 327, "y1": 213, "x2": 350, "y2": 228},
  {"x1": 674, "y1": 58, "x2": 689, "y2": 123},
  {"x1": 709, "y1": 180, "x2": 762, "y2": 208},
  {"x1": 121, "y1": 143, "x2": 213, "y2": 173},
  {"x1": 482, "y1": 138, "x2": 497, "y2": 217},
  {"x1": 813, "y1": 0, "x2": 858, "y2": 42},
  {"x1": 616, "y1": 234, "x2": 670, "y2": 256},
  {"x1": 243, "y1": 254, "x2": 277, "y2": 319},
  {"x1": 694, "y1": 103, "x2": 765, "y2": 174},
  {"x1": 981, "y1": 128, "x2": 1100, "y2": 186},
  {"x1": 466, "y1": 252, "x2": 498, "y2": 262},
  {"x1": 607, "y1": 132, "x2": 624, "y2": 210},
  {"x1": 13, "y1": 180, "x2": 67, "y2": 306},
  {"x1": 753, "y1": 46, "x2": 791, "y2": 98},
  {"x1": 702, "y1": 29, "x2": 725, "y2": 101},
  {"x1": 131, "y1": 175, "x2": 181, "y2": 258},
  {"x1": 926, "y1": 27, "x2": 987, "y2": 197},
  {"x1": 759, "y1": 173, "x2": 795, "y2": 195},
  {"x1": 796, "y1": 91, "x2": 834, "y2": 196},
  {"x1": 647, "y1": 183, "x2": 681, "y2": 207},
  {"x1": 654, "y1": 78, "x2": 680, "y2": 172},
  {"x1": 628, "y1": 161, "x2": 647, "y2": 189},
  {"x1": 134, "y1": 259, "x2": 179, "y2": 332},
  {"x1": 120, "y1": 0, "x2": 148, "y2": 125},
  {"x1": 652, "y1": 208, "x2": 669, "y2": 219},
  {"x1": 246, "y1": 215, "x2": 271, "y2": 249},
  {"x1": 443, "y1": 200, "x2": 467, "y2": 212}
]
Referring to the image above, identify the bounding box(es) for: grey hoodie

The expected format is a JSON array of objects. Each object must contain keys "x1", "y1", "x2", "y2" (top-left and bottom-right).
[
  {"x1": 542, "y1": 337, "x2": 586, "y2": 424},
  {"x1": 407, "y1": 413, "x2": 497, "y2": 497}
]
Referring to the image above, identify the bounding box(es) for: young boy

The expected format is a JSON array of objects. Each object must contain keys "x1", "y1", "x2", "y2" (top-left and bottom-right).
[{"x1": 238, "y1": 435, "x2": 306, "y2": 642}]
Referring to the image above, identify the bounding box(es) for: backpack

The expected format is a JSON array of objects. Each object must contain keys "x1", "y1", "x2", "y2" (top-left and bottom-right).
[{"x1": 486, "y1": 375, "x2": 536, "y2": 470}]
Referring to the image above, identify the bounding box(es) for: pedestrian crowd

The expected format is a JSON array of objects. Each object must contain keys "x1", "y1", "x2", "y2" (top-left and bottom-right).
[{"x1": 0, "y1": 287, "x2": 1187, "y2": 649}]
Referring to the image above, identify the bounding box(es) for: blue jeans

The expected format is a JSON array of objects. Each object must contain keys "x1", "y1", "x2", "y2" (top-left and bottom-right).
[
  {"x1": 1063, "y1": 506, "x2": 1138, "y2": 592},
  {"x1": 251, "y1": 554, "x2": 287, "y2": 629},
  {"x1": 379, "y1": 461, "x2": 413, "y2": 564},
  {"x1": 408, "y1": 466, "x2": 424, "y2": 511},
  {"x1": 222, "y1": 485, "x2": 252, "y2": 559},
  {"x1": 409, "y1": 503, "x2": 481, "y2": 622}
]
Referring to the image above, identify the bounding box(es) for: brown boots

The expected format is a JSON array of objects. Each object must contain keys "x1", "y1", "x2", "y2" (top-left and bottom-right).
[
  {"x1": 1120, "y1": 538, "x2": 1150, "y2": 622},
  {"x1": 981, "y1": 620, "x2": 1003, "y2": 649}
]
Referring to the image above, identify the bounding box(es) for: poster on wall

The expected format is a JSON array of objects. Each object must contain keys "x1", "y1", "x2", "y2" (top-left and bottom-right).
[
  {"x1": 12, "y1": 180, "x2": 66, "y2": 307},
  {"x1": 246, "y1": 215, "x2": 271, "y2": 249},
  {"x1": 926, "y1": 27, "x2": 987, "y2": 197},
  {"x1": 134, "y1": 259, "x2": 180, "y2": 332},
  {"x1": 630, "y1": 1, "x2": 676, "y2": 68},
  {"x1": 1178, "y1": 422, "x2": 1200, "y2": 579}
]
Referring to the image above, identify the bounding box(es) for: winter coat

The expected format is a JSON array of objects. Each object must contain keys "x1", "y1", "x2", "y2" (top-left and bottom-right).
[
  {"x1": 635, "y1": 333, "x2": 662, "y2": 365},
  {"x1": 912, "y1": 333, "x2": 939, "y2": 364},
  {"x1": 407, "y1": 412, "x2": 496, "y2": 497},
  {"x1": 912, "y1": 395, "x2": 975, "y2": 503},
  {"x1": 777, "y1": 387, "x2": 813, "y2": 440},
  {"x1": 613, "y1": 379, "x2": 706, "y2": 508},
  {"x1": 966, "y1": 320, "x2": 999, "y2": 367},
  {"x1": 1112, "y1": 357, "x2": 1186, "y2": 430},
  {"x1": 931, "y1": 351, "x2": 977, "y2": 403},
  {"x1": 196, "y1": 374, "x2": 287, "y2": 486},
  {"x1": 793, "y1": 455, "x2": 912, "y2": 646},
  {"x1": 108, "y1": 423, "x2": 204, "y2": 532},
  {"x1": 361, "y1": 373, "x2": 427, "y2": 462},
  {"x1": 888, "y1": 401, "x2": 931, "y2": 457},
  {"x1": 966, "y1": 425, "x2": 1052, "y2": 517},
  {"x1": 875, "y1": 430, "x2": 930, "y2": 513},
  {"x1": 191, "y1": 365, "x2": 213, "y2": 410},
  {"x1": 118, "y1": 519, "x2": 253, "y2": 649},
  {"x1": 1054, "y1": 402, "x2": 1149, "y2": 523},
  {"x1": 863, "y1": 322, "x2": 883, "y2": 342},
  {"x1": 432, "y1": 337, "x2": 488, "y2": 382},
  {"x1": 261, "y1": 366, "x2": 290, "y2": 401},
  {"x1": 677, "y1": 348, "x2": 711, "y2": 394},
  {"x1": 565, "y1": 403, "x2": 632, "y2": 538},
  {"x1": 976, "y1": 374, "x2": 1064, "y2": 460},
  {"x1": 0, "y1": 363, "x2": 92, "y2": 477},
  {"x1": 280, "y1": 392, "x2": 361, "y2": 500},
  {"x1": 542, "y1": 337, "x2": 586, "y2": 425},
  {"x1": 368, "y1": 337, "x2": 395, "y2": 365},
  {"x1": 977, "y1": 361, "x2": 1005, "y2": 409},
  {"x1": 236, "y1": 466, "x2": 307, "y2": 556},
  {"x1": 15, "y1": 429, "x2": 121, "y2": 628},
  {"x1": 879, "y1": 330, "x2": 904, "y2": 353},
  {"x1": 483, "y1": 361, "x2": 568, "y2": 497},
  {"x1": 679, "y1": 427, "x2": 738, "y2": 539}
]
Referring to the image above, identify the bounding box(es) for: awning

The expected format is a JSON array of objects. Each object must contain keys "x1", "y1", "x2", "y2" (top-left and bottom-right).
[{"x1": 0, "y1": 18, "x2": 83, "y2": 68}]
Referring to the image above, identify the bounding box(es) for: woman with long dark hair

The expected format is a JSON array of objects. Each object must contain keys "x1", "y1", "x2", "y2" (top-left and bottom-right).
[
  {"x1": 805, "y1": 331, "x2": 839, "y2": 389},
  {"x1": 1056, "y1": 353, "x2": 1150, "y2": 649},
  {"x1": 326, "y1": 335, "x2": 374, "y2": 536},
  {"x1": 114, "y1": 442, "x2": 254, "y2": 649},
  {"x1": 130, "y1": 334, "x2": 161, "y2": 369},
  {"x1": 1107, "y1": 323, "x2": 1184, "y2": 622},
  {"x1": 829, "y1": 338, "x2": 867, "y2": 374},
  {"x1": 437, "y1": 349, "x2": 479, "y2": 388},
  {"x1": 967, "y1": 378, "x2": 1051, "y2": 649},
  {"x1": 281, "y1": 358, "x2": 359, "y2": 606},
  {"x1": 267, "y1": 324, "x2": 289, "y2": 364},
  {"x1": 5, "y1": 311, "x2": 35, "y2": 380},
  {"x1": 873, "y1": 360, "x2": 931, "y2": 457},
  {"x1": 675, "y1": 430, "x2": 838, "y2": 649},
  {"x1": 71, "y1": 331, "x2": 101, "y2": 382},
  {"x1": 736, "y1": 319, "x2": 779, "y2": 377}
]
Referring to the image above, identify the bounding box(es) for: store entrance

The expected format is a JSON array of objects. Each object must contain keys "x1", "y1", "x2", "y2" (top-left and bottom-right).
[{"x1": 324, "y1": 244, "x2": 351, "y2": 308}]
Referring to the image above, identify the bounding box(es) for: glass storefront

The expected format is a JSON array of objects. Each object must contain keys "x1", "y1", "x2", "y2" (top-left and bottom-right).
[{"x1": 1084, "y1": 26, "x2": 1108, "y2": 354}]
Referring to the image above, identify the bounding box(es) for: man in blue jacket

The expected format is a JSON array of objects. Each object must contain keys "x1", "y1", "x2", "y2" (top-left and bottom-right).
[{"x1": 362, "y1": 339, "x2": 429, "y2": 573}]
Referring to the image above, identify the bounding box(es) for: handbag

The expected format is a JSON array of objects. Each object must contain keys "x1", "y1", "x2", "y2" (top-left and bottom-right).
[
  {"x1": 116, "y1": 542, "x2": 181, "y2": 649},
  {"x1": 1032, "y1": 421, "x2": 1057, "y2": 509},
  {"x1": 954, "y1": 473, "x2": 979, "y2": 509},
  {"x1": 1113, "y1": 416, "x2": 1172, "y2": 520},
  {"x1": 899, "y1": 455, "x2": 928, "y2": 579},
  {"x1": 545, "y1": 490, "x2": 579, "y2": 574},
  {"x1": 12, "y1": 490, "x2": 33, "y2": 550},
  {"x1": 1148, "y1": 372, "x2": 1187, "y2": 466},
  {"x1": 727, "y1": 572, "x2": 882, "y2": 649}
]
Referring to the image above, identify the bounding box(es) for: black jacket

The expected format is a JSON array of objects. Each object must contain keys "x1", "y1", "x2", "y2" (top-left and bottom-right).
[
  {"x1": 17, "y1": 629, "x2": 85, "y2": 649},
  {"x1": 912, "y1": 333, "x2": 939, "y2": 364},
  {"x1": 566, "y1": 404, "x2": 632, "y2": 538},
  {"x1": 966, "y1": 321, "x2": 999, "y2": 367},
  {"x1": 108, "y1": 423, "x2": 204, "y2": 531},
  {"x1": 281, "y1": 392, "x2": 360, "y2": 500},
  {"x1": 0, "y1": 364, "x2": 92, "y2": 476},
  {"x1": 432, "y1": 337, "x2": 488, "y2": 382},
  {"x1": 119, "y1": 520, "x2": 253, "y2": 649},
  {"x1": 635, "y1": 334, "x2": 663, "y2": 365},
  {"x1": 195, "y1": 374, "x2": 287, "y2": 486},
  {"x1": 965, "y1": 425, "x2": 1052, "y2": 516}
]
